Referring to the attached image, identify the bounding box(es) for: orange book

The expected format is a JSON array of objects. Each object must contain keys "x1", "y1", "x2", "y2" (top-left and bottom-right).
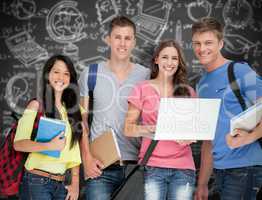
[{"x1": 90, "y1": 129, "x2": 121, "y2": 169}]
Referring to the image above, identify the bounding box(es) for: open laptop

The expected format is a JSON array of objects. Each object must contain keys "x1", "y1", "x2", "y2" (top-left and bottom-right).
[
  {"x1": 132, "y1": 0, "x2": 172, "y2": 44},
  {"x1": 5, "y1": 31, "x2": 48, "y2": 66},
  {"x1": 152, "y1": 98, "x2": 221, "y2": 140}
]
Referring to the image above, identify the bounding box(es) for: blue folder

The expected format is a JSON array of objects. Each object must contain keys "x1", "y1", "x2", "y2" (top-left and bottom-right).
[{"x1": 36, "y1": 117, "x2": 66, "y2": 158}]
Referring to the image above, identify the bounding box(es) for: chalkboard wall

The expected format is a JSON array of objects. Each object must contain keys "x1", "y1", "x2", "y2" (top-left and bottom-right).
[
  {"x1": 1, "y1": 0, "x2": 262, "y2": 133},
  {"x1": 0, "y1": 0, "x2": 262, "y2": 198}
]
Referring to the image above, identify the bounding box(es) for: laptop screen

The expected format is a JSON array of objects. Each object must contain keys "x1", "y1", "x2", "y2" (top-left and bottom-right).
[
  {"x1": 141, "y1": 0, "x2": 169, "y2": 22},
  {"x1": 154, "y1": 98, "x2": 221, "y2": 140},
  {"x1": 5, "y1": 32, "x2": 30, "y2": 49}
]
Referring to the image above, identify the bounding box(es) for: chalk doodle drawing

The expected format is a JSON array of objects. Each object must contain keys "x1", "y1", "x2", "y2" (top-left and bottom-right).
[
  {"x1": 9, "y1": 0, "x2": 36, "y2": 20},
  {"x1": 5, "y1": 72, "x2": 35, "y2": 114},
  {"x1": 97, "y1": 45, "x2": 109, "y2": 53},
  {"x1": 187, "y1": 0, "x2": 212, "y2": 22},
  {"x1": 222, "y1": 0, "x2": 252, "y2": 29},
  {"x1": 96, "y1": 0, "x2": 118, "y2": 25},
  {"x1": 115, "y1": 0, "x2": 136, "y2": 15},
  {"x1": 46, "y1": 0, "x2": 86, "y2": 62},
  {"x1": 0, "y1": 72, "x2": 15, "y2": 101},
  {"x1": 132, "y1": 0, "x2": 172, "y2": 44},
  {"x1": 132, "y1": 45, "x2": 153, "y2": 68},
  {"x1": 215, "y1": 0, "x2": 224, "y2": 9},
  {"x1": 248, "y1": 0, "x2": 262, "y2": 32},
  {"x1": 124, "y1": 0, "x2": 135, "y2": 15},
  {"x1": 175, "y1": 19, "x2": 182, "y2": 46},
  {"x1": 250, "y1": 17, "x2": 262, "y2": 32},
  {"x1": 252, "y1": 0, "x2": 262, "y2": 7},
  {"x1": 0, "y1": 21, "x2": 36, "y2": 38},
  {"x1": 5, "y1": 31, "x2": 48, "y2": 67},
  {"x1": 224, "y1": 30, "x2": 262, "y2": 58}
]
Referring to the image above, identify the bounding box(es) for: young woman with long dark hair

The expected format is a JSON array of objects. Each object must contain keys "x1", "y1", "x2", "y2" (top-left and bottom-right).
[{"x1": 14, "y1": 54, "x2": 83, "y2": 200}]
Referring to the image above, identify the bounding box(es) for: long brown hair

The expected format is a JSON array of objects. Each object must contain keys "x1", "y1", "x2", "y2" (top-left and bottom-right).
[{"x1": 151, "y1": 39, "x2": 190, "y2": 96}]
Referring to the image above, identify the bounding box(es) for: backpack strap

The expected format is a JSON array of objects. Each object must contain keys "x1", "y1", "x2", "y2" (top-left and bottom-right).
[
  {"x1": 227, "y1": 61, "x2": 262, "y2": 147},
  {"x1": 12, "y1": 99, "x2": 43, "y2": 179},
  {"x1": 227, "y1": 61, "x2": 247, "y2": 110},
  {"x1": 87, "y1": 63, "x2": 98, "y2": 127},
  {"x1": 88, "y1": 64, "x2": 98, "y2": 93},
  {"x1": 31, "y1": 107, "x2": 43, "y2": 141},
  {"x1": 27, "y1": 98, "x2": 43, "y2": 141},
  {"x1": 140, "y1": 140, "x2": 159, "y2": 166},
  {"x1": 111, "y1": 140, "x2": 158, "y2": 199}
]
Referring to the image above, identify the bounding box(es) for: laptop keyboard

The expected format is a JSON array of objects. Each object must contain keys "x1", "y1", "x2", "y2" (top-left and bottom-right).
[
  {"x1": 13, "y1": 41, "x2": 47, "y2": 63},
  {"x1": 134, "y1": 17, "x2": 162, "y2": 34}
]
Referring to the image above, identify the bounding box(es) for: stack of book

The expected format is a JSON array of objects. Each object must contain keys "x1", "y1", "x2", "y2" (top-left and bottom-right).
[{"x1": 36, "y1": 116, "x2": 66, "y2": 158}]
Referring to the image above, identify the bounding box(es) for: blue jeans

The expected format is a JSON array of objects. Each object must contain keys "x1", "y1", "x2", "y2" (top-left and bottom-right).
[
  {"x1": 83, "y1": 165, "x2": 126, "y2": 200},
  {"x1": 144, "y1": 166, "x2": 195, "y2": 200},
  {"x1": 19, "y1": 171, "x2": 67, "y2": 200},
  {"x1": 214, "y1": 165, "x2": 262, "y2": 200}
]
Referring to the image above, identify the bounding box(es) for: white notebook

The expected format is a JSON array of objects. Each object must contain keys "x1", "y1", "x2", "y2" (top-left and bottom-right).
[
  {"x1": 230, "y1": 99, "x2": 262, "y2": 135},
  {"x1": 153, "y1": 98, "x2": 221, "y2": 140}
]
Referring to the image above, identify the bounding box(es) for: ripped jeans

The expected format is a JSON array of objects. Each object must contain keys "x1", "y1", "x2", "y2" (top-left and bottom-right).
[
  {"x1": 144, "y1": 166, "x2": 195, "y2": 200},
  {"x1": 214, "y1": 165, "x2": 262, "y2": 200}
]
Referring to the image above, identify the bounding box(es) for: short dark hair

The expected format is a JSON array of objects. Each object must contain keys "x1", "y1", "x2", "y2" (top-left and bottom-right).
[
  {"x1": 192, "y1": 17, "x2": 224, "y2": 41},
  {"x1": 109, "y1": 15, "x2": 136, "y2": 35}
]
